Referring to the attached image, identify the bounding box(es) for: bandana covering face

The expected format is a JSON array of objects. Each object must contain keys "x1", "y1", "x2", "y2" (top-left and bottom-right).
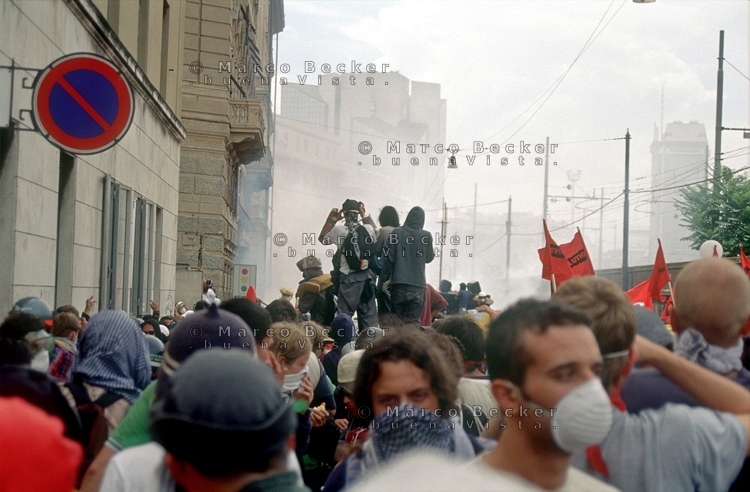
[
  {"x1": 675, "y1": 327, "x2": 744, "y2": 374},
  {"x1": 72, "y1": 310, "x2": 151, "y2": 404},
  {"x1": 367, "y1": 403, "x2": 454, "y2": 466}
]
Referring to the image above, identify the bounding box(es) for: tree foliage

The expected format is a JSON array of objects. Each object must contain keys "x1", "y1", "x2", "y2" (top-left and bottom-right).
[{"x1": 676, "y1": 167, "x2": 750, "y2": 257}]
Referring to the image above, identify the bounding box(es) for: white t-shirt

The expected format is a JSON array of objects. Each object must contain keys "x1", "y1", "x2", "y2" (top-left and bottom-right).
[
  {"x1": 349, "y1": 451, "x2": 619, "y2": 492},
  {"x1": 469, "y1": 455, "x2": 620, "y2": 492},
  {"x1": 101, "y1": 442, "x2": 305, "y2": 491}
]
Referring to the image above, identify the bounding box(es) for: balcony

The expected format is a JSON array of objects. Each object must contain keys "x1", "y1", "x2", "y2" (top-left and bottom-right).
[{"x1": 229, "y1": 99, "x2": 266, "y2": 164}]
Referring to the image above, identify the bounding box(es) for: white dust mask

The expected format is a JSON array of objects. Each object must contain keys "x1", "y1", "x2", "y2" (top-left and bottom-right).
[
  {"x1": 549, "y1": 378, "x2": 613, "y2": 452},
  {"x1": 515, "y1": 378, "x2": 613, "y2": 453}
]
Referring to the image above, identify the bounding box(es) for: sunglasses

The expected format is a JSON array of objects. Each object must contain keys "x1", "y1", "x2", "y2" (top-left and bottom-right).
[{"x1": 144, "y1": 330, "x2": 155, "y2": 336}]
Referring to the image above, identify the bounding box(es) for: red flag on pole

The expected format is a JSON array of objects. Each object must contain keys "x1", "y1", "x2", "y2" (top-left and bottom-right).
[
  {"x1": 740, "y1": 246, "x2": 750, "y2": 277},
  {"x1": 560, "y1": 228, "x2": 596, "y2": 277},
  {"x1": 626, "y1": 279, "x2": 653, "y2": 310},
  {"x1": 538, "y1": 220, "x2": 574, "y2": 284},
  {"x1": 649, "y1": 239, "x2": 670, "y2": 299}
]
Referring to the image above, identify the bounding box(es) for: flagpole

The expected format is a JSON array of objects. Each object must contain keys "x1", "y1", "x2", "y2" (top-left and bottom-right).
[
  {"x1": 622, "y1": 130, "x2": 631, "y2": 291},
  {"x1": 551, "y1": 274, "x2": 557, "y2": 295},
  {"x1": 668, "y1": 281, "x2": 676, "y2": 310}
]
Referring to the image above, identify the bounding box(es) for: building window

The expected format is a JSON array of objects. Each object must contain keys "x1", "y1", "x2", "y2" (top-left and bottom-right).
[{"x1": 101, "y1": 176, "x2": 160, "y2": 315}]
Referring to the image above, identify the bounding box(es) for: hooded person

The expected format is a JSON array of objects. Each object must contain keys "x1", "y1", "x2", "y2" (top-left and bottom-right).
[
  {"x1": 296, "y1": 256, "x2": 335, "y2": 326},
  {"x1": 386, "y1": 206, "x2": 435, "y2": 325},
  {"x1": 65, "y1": 310, "x2": 151, "y2": 427},
  {"x1": 323, "y1": 313, "x2": 357, "y2": 386}
]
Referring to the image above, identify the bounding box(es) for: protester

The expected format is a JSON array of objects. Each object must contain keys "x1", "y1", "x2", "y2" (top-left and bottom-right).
[
  {"x1": 373, "y1": 205, "x2": 400, "y2": 316},
  {"x1": 62, "y1": 310, "x2": 151, "y2": 429},
  {"x1": 620, "y1": 257, "x2": 750, "y2": 491},
  {"x1": 267, "y1": 299, "x2": 299, "y2": 323},
  {"x1": 0, "y1": 396, "x2": 83, "y2": 492},
  {"x1": 11, "y1": 297, "x2": 55, "y2": 371},
  {"x1": 296, "y1": 256, "x2": 336, "y2": 326},
  {"x1": 429, "y1": 298, "x2": 616, "y2": 489},
  {"x1": 48, "y1": 312, "x2": 80, "y2": 381},
  {"x1": 333, "y1": 350, "x2": 369, "y2": 462},
  {"x1": 386, "y1": 206, "x2": 434, "y2": 324},
  {"x1": 420, "y1": 283, "x2": 447, "y2": 326},
  {"x1": 78, "y1": 303, "x2": 264, "y2": 492},
  {"x1": 322, "y1": 313, "x2": 357, "y2": 386},
  {"x1": 555, "y1": 275, "x2": 750, "y2": 492},
  {"x1": 0, "y1": 311, "x2": 81, "y2": 442},
  {"x1": 322, "y1": 199, "x2": 378, "y2": 331},
  {"x1": 100, "y1": 350, "x2": 310, "y2": 491},
  {"x1": 436, "y1": 316, "x2": 496, "y2": 431},
  {"x1": 457, "y1": 283, "x2": 469, "y2": 315},
  {"x1": 322, "y1": 329, "x2": 478, "y2": 492}
]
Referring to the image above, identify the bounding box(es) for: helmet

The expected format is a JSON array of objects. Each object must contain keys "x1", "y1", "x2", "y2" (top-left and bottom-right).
[
  {"x1": 175, "y1": 301, "x2": 187, "y2": 315},
  {"x1": 11, "y1": 297, "x2": 54, "y2": 322}
]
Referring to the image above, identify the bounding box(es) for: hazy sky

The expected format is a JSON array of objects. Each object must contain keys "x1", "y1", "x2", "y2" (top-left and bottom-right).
[{"x1": 268, "y1": 0, "x2": 750, "y2": 301}]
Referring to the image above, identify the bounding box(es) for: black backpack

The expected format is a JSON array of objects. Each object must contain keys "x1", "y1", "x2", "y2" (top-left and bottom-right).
[{"x1": 340, "y1": 225, "x2": 381, "y2": 274}]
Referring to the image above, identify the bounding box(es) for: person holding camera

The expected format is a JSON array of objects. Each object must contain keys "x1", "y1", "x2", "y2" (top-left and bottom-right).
[{"x1": 319, "y1": 200, "x2": 378, "y2": 332}]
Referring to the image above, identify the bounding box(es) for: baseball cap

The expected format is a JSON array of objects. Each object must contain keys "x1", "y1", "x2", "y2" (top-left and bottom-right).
[
  {"x1": 156, "y1": 303, "x2": 256, "y2": 399},
  {"x1": 338, "y1": 349, "x2": 365, "y2": 394},
  {"x1": 150, "y1": 350, "x2": 295, "y2": 467}
]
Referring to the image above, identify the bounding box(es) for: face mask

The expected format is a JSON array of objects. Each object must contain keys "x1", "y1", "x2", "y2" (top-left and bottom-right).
[
  {"x1": 30, "y1": 349, "x2": 50, "y2": 372},
  {"x1": 282, "y1": 370, "x2": 308, "y2": 393},
  {"x1": 369, "y1": 403, "x2": 452, "y2": 465},
  {"x1": 517, "y1": 378, "x2": 613, "y2": 453}
]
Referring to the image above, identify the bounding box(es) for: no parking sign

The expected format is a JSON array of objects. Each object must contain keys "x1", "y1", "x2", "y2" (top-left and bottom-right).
[{"x1": 32, "y1": 53, "x2": 134, "y2": 154}]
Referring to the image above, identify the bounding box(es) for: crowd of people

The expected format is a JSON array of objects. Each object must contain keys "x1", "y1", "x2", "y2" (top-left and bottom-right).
[{"x1": 3, "y1": 200, "x2": 750, "y2": 491}]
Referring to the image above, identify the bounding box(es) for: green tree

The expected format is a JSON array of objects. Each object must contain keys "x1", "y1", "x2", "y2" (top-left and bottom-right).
[{"x1": 676, "y1": 167, "x2": 750, "y2": 257}]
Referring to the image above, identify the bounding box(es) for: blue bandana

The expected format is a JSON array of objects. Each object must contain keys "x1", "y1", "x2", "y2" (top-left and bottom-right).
[{"x1": 72, "y1": 310, "x2": 150, "y2": 403}]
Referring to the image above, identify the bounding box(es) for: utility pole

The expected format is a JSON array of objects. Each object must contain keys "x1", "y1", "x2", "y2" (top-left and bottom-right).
[
  {"x1": 471, "y1": 184, "x2": 477, "y2": 280},
  {"x1": 622, "y1": 130, "x2": 631, "y2": 291},
  {"x1": 714, "y1": 30, "x2": 724, "y2": 185},
  {"x1": 438, "y1": 201, "x2": 447, "y2": 286},
  {"x1": 597, "y1": 188, "x2": 616, "y2": 270},
  {"x1": 543, "y1": 137, "x2": 549, "y2": 221},
  {"x1": 505, "y1": 196, "x2": 512, "y2": 280}
]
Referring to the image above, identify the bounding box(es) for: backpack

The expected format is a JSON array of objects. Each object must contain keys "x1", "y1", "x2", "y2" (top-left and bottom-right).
[
  {"x1": 66, "y1": 378, "x2": 121, "y2": 487},
  {"x1": 340, "y1": 225, "x2": 381, "y2": 274}
]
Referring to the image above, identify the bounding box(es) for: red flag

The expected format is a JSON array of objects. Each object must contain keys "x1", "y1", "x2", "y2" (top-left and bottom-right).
[
  {"x1": 560, "y1": 228, "x2": 596, "y2": 277},
  {"x1": 741, "y1": 246, "x2": 750, "y2": 278},
  {"x1": 713, "y1": 245, "x2": 719, "y2": 257},
  {"x1": 538, "y1": 220, "x2": 574, "y2": 284},
  {"x1": 649, "y1": 239, "x2": 670, "y2": 299},
  {"x1": 245, "y1": 285, "x2": 258, "y2": 303},
  {"x1": 626, "y1": 279, "x2": 653, "y2": 309}
]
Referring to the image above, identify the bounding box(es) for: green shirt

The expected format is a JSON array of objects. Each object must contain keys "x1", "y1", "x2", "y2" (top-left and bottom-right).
[{"x1": 106, "y1": 380, "x2": 156, "y2": 451}]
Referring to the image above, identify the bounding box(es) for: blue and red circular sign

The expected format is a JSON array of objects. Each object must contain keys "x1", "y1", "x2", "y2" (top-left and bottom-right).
[{"x1": 32, "y1": 53, "x2": 134, "y2": 155}]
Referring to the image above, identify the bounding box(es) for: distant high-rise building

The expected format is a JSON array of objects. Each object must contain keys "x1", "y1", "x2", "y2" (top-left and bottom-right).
[
  {"x1": 271, "y1": 73, "x2": 447, "y2": 293},
  {"x1": 649, "y1": 121, "x2": 709, "y2": 261}
]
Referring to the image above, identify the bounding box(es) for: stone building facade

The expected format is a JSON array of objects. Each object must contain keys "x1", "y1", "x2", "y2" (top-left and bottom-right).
[
  {"x1": 0, "y1": 0, "x2": 185, "y2": 315},
  {"x1": 176, "y1": 0, "x2": 283, "y2": 305}
]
